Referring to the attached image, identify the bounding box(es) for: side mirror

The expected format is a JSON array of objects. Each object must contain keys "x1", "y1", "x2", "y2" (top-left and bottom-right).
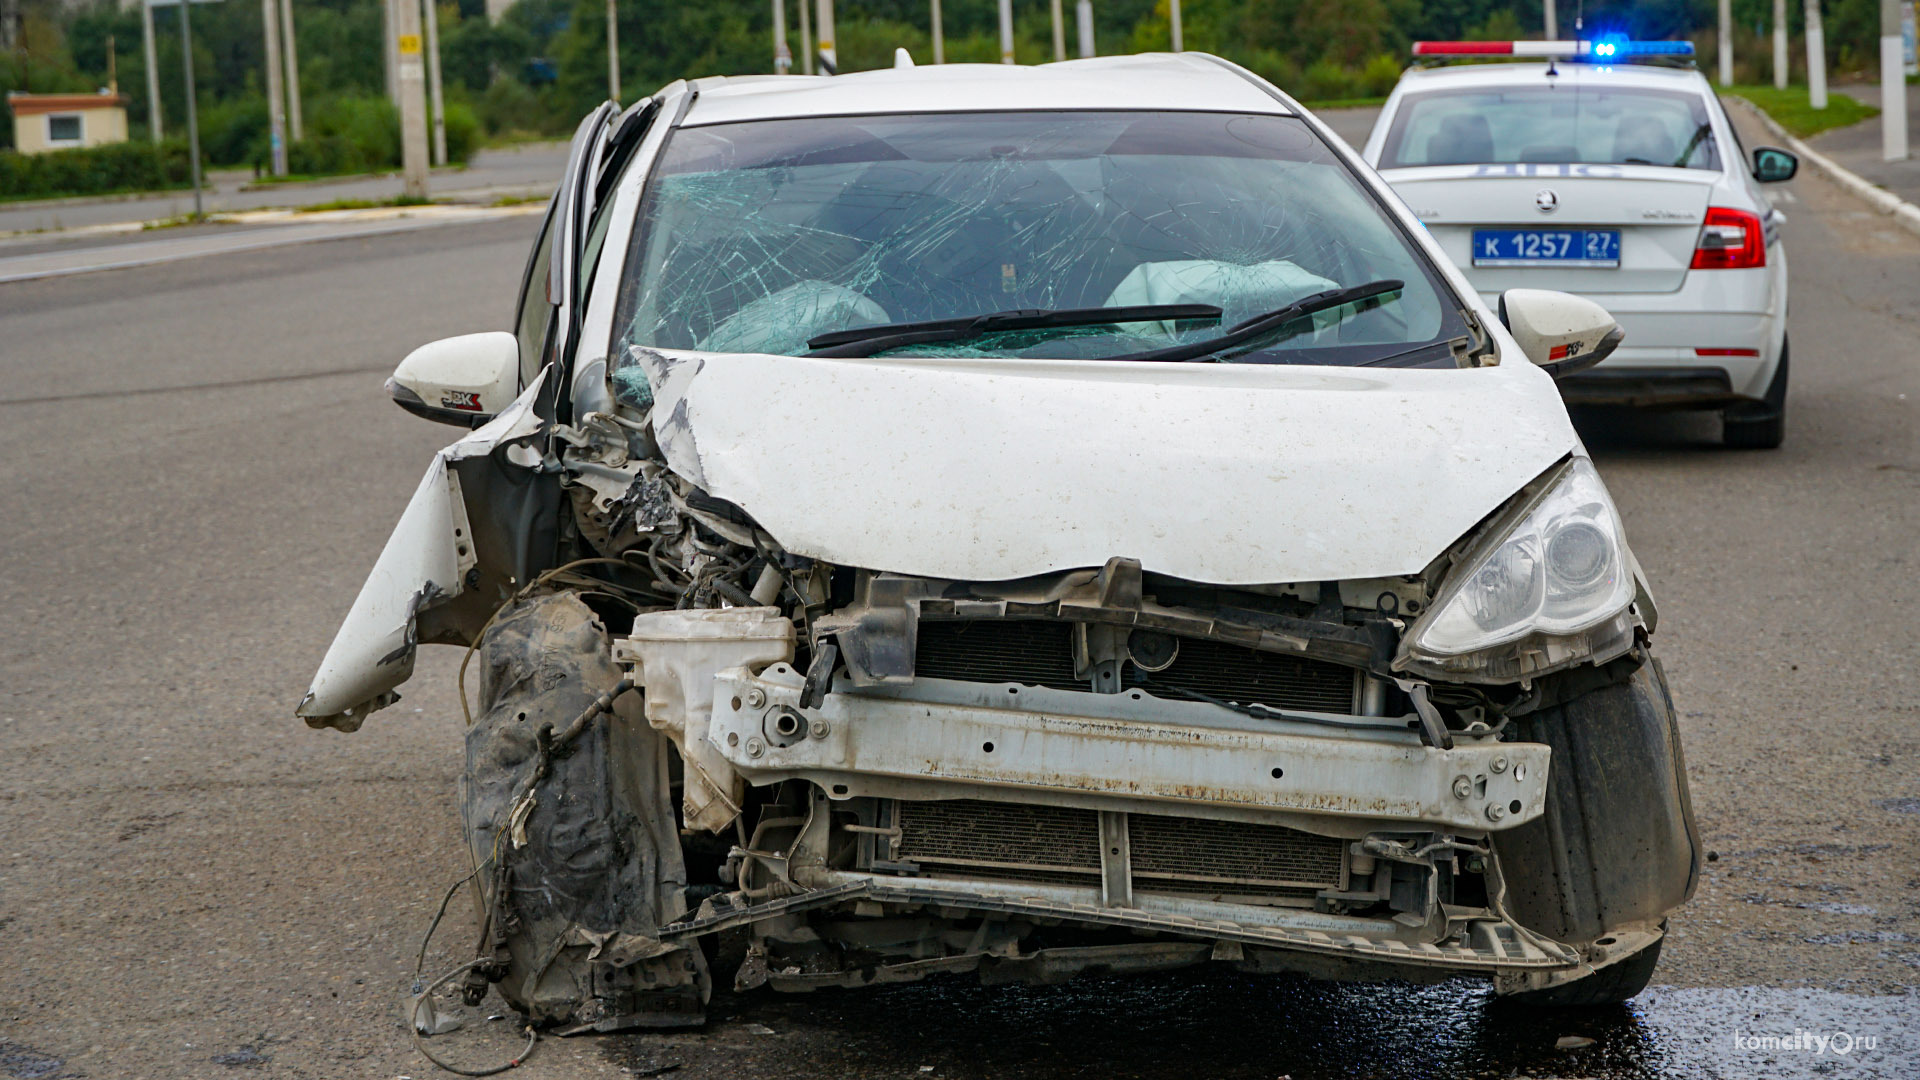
[
  {"x1": 386, "y1": 332, "x2": 520, "y2": 427},
  {"x1": 1752, "y1": 146, "x2": 1798, "y2": 183},
  {"x1": 1497, "y1": 289, "x2": 1624, "y2": 379}
]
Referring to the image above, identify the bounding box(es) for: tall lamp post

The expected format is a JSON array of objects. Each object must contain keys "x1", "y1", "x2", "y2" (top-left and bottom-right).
[{"x1": 1885, "y1": 0, "x2": 1910, "y2": 160}]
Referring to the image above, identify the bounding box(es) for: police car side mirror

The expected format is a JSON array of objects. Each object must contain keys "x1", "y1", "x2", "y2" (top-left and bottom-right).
[
  {"x1": 1752, "y1": 146, "x2": 1798, "y2": 183},
  {"x1": 1497, "y1": 289, "x2": 1624, "y2": 379},
  {"x1": 385, "y1": 332, "x2": 520, "y2": 427}
]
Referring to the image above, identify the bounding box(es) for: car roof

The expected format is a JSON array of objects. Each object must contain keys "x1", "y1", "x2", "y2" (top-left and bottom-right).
[
  {"x1": 682, "y1": 54, "x2": 1294, "y2": 126},
  {"x1": 1392, "y1": 62, "x2": 1712, "y2": 95}
]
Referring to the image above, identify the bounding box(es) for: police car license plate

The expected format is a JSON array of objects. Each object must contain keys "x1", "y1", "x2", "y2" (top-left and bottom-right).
[{"x1": 1472, "y1": 228, "x2": 1621, "y2": 268}]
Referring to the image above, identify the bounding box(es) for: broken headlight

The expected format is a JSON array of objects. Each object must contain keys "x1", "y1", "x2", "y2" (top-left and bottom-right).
[{"x1": 1402, "y1": 457, "x2": 1637, "y2": 682}]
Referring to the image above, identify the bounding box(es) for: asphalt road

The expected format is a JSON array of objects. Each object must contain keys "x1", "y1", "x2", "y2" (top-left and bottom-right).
[{"x1": 1, "y1": 113, "x2": 1916, "y2": 1080}]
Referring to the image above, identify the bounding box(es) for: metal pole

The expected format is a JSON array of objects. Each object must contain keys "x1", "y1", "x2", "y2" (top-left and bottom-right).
[
  {"x1": 797, "y1": 0, "x2": 812, "y2": 74},
  {"x1": 279, "y1": 0, "x2": 302, "y2": 139},
  {"x1": 261, "y1": 0, "x2": 287, "y2": 175},
  {"x1": 1806, "y1": 0, "x2": 1827, "y2": 108},
  {"x1": 392, "y1": 0, "x2": 429, "y2": 197},
  {"x1": 930, "y1": 0, "x2": 943, "y2": 64},
  {"x1": 772, "y1": 0, "x2": 790, "y2": 72},
  {"x1": 1773, "y1": 0, "x2": 1788, "y2": 89},
  {"x1": 423, "y1": 0, "x2": 446, "y2": 162},
  {"x1": 816, "y1": 0, "x2": 835, "y2": 74},
  {"x1": 605, "y1": 0, "x2": 619, "y2": 101},
  {"x1": 1543, "y1": 0, "x2": 1556, "y2": 41},
  {"x1": 998, "y1": 0, "x2": 1013, "y2": 64},
  {"x1": 1718, "y1": 0, "x2": 1733, "y2": 85},
  {"x1": 142, "y1": 0, "x2": 162, "y2": 140},
  {"x1": 1050, "y1": 0, "x2": 1064, "y2": 60},
  {"x1": 177, "y1": 0, "x2": 203, "y2": 218},
  {"x1": 1076, "y1": 0, "x2": 1092, "y2": 57},
  {"x1": 1885, "y1": 0, "x2": 1910, "y2": 160},
  {"x1": 1169, "y1": 0, "x2": 1181, "y2": 51}
]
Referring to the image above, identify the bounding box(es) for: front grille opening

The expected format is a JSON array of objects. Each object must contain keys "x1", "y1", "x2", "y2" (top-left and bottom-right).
[
  {"x1": 877, "y1": 799, "x2": 1347, "y2": 899},
  {"x1": 913, "y1": 618, "x2": 1360, "y2": 713}
]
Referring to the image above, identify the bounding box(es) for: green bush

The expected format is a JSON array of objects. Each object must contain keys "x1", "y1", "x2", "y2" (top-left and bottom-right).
[
  {"x1": 1299, "y1": 60, "x2": 1359, "y2": 103},
  {"x1": 443, "y1": 100, "x2": 480, "y2": 163},
  {"x1": 0, "y1": 139, "x2": 195, "y2": 199},
  {"x1": 199, "y1": 95, "x2": 270, "y2": 167},
  {"x1": 1358, "y1": 54, "x2": 1404, "y2": 98}
]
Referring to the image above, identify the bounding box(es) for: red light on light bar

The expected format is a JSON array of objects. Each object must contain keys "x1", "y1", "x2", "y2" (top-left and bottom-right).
[
  {"x1": 1694, "y1": 348, "x2": 1761, "y2": 357},
  {"x1": 1413, "y1": 41, "x2": 1514, "y2": 54}
]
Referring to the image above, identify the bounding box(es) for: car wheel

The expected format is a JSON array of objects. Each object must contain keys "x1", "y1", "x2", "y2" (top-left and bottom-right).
[
  {"x1": 1502, "y1": 938, "x2": 1663, "y2": 1007},
  {"x1": 1722, "y1": 340, "x2": 1788, "y2": 450}
]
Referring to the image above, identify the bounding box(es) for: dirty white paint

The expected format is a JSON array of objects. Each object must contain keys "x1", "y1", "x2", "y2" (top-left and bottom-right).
[{"x1": 641, "y1": 350, "x2": 1579, "y2": 584}]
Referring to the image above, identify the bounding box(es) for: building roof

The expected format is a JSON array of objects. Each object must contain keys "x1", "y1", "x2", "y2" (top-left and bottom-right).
[
  {"x1": 7, "y1": 91, "x2": 131, "y2": 116},
  {"x1": 683, "y1": 54, "x2": 1295, "y2": 127}
]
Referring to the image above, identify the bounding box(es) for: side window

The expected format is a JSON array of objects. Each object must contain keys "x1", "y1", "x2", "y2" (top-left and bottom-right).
[{"x1": 513, "y1": 201, "x2": 559, "y2": 386}]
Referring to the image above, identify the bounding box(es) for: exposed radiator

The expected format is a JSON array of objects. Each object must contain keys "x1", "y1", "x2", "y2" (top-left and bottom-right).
[
  {"x1": 914, "y1": 619, "x2": 1359, "y2": 713},
  {"x1": 884, "y1": 799, "x2": 1347, "y2": 897}
]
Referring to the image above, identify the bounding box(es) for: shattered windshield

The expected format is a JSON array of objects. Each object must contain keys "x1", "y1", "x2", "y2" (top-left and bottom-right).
[{"x1": 610, "y1": 110, "x2": 1466, "y2": 379}]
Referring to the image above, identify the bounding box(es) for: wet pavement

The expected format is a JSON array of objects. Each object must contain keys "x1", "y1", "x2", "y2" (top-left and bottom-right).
[{"x1": 599, "y1": 972, "x2": 1918, "y2": 1080}]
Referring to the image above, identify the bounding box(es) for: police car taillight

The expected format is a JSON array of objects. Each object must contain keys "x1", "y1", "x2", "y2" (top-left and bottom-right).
[{"x1": 1691, "y1": 207, "x2": 1765, "y2": 270}]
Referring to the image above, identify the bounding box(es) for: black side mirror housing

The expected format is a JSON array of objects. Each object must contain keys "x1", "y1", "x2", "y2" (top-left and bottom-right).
[{"x1": 1752, "y1": 146, "x2": 1798, "y2": 183}]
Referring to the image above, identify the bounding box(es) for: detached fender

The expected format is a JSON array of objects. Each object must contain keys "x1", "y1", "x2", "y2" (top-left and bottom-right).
[{"x1": 296, "y1": 373, "x2": 553, "y2": 732}]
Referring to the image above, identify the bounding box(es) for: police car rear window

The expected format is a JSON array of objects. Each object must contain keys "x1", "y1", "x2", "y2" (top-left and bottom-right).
[{"x1": 1379, "y1": 86, "x2": 1720, "y2": 171}]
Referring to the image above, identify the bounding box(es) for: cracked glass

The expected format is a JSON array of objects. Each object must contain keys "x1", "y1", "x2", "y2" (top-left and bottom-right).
[{"x1": 611, "y1": 109, "x2": 1468, "y2": 402}]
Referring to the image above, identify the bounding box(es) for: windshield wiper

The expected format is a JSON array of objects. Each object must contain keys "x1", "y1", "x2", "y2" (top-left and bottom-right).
[
  {"x1": 1094, "y1": 279, "x2": 1405, "y2": 364},
  {"x1": 805, "y1": 304, "x2": 1222, "y2": 358}
]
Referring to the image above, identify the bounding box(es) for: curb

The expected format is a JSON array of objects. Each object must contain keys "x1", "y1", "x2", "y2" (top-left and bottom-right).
[{"x1": 1724, "y1": 95, "x2": 1920, "y2": 238}]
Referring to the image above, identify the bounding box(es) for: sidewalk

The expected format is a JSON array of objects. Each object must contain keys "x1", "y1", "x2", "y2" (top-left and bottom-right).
[
  {"x1": 0, "y1": 141, "x2": 567, "y2": 237},
  {"x1": 1805, "y1": 81, "x2": 1920, "y2": 207}
]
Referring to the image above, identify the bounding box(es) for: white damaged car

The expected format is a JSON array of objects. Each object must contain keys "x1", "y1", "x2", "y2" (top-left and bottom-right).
[{"x1": 302, "y1": 54, "x2": 1699, "y2": 1033}]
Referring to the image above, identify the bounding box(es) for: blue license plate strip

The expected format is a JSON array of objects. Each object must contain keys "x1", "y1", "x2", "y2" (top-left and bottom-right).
[{"x1": 1472, "y1": 228, "x2": 1621, "y2": 268}]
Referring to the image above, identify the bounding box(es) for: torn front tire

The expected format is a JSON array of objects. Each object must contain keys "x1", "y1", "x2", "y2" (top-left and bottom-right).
[{"x1": 459, "y1": 591, "x2": 710, "y2": 1031}]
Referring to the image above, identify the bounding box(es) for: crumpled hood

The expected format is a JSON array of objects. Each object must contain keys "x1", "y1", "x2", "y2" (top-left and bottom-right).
[{"x1": 630, "y1": 348, "x2": 1579, "y2": 585}]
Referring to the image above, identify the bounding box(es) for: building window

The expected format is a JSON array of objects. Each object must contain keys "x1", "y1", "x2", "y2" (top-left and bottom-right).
[{"x1": 48, "y1": 115, "x2": 82, "y2": 143}]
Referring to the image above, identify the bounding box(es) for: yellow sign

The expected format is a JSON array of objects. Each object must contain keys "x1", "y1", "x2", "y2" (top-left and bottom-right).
[{"x1": 398, "y1": 33, "x2": 422, "y2": 54}]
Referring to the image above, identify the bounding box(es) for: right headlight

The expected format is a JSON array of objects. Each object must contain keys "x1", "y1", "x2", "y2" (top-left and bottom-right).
[{"x1": 1402, "y1": 457, "x2": 1640, "y2": 683}]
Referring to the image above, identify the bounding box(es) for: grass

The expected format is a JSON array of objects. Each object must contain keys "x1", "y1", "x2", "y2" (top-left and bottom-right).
[
  {"x1": 296, "y1": 194, "x2": 437, "y2": 213},
  {"x1": 488, "y1": 193, "x2": 548, "y2": 208},
  {"x1": 1297, "y1": 95, "x2": 1391, "y2": 110},
  {"x1": 1723, "y1": 84, "x2": 1878, "y2": 139}
]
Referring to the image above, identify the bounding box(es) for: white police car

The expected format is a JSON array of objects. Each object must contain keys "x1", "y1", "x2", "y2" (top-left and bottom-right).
[{"x1": 1361, "y1": 41, "x2": 1798, "y2": 447}]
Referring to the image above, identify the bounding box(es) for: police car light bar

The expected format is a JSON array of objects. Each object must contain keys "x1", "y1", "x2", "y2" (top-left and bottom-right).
[{"x1": 1411, "y1": 40, "x2": 1695, "y2": 59}]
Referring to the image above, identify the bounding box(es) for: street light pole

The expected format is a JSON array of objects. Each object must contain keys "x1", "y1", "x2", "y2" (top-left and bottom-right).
[
  {"x1": 142, "y1": 0, "x2": 162, "y2": 140},
  {"x1": 1806, "y1": 0, "x2": 1827, "y2": 109},
  {"x1": 930, "y1": 0, "x2": 942, "y2": 63},
  {"x1": 261, "y1": 0, "x2": 287, "y2": 175},
  {"x1": 816, "y1": 0, "x2": 835, "y2": 74},
  {"x1": 998, "y1": 0, "x2": 1013, "y2": 64},
  {"x1": 772, "y1": 0, "x2": 790, "y2": 73},
  {"x1": 1169, "y1": 0, "x2": 1181, "y2": 51},
  {"x1": 605, "y1": 0, "x2": 619, "y2": 101},
  {"x1": 1076, "y1": 0, "x2": 1092, "y2": 57},
  {"x1": 176, "y1": 0, "x2": 203, "y2": 218},
  {"x1": 391, "y1": 0, "x2": 429, "y2": 198},
  {"x1": 1543, "y1": 0, "x2": 1556, "y2": 41},
  {"x1": 797, "y1": 0, "x2": 812, "y2": 74},
  {"x1": 1718, "y1": 0, "x2": 1733, "y2": 85},
  {"x1": 1885, "y1": 0, "x2": 1910, "y2": 160},
  {"x1": 279, "y1": 0, "x2": 301, "y2": 140},
  {"x1": 423, "y1": 0, "x2": 446, "y2": 162},
  {"x1": 1772, "y1": 0, "x2": 1788, "y2": 90},
  {"x1": 1050, "y1": 0, "x2": 1064, "y2": 60}
]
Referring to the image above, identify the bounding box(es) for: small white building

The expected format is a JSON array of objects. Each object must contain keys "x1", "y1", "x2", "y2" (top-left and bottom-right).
[{"x1": 7, "y1": 91, "x2": 132, "y2": 154}]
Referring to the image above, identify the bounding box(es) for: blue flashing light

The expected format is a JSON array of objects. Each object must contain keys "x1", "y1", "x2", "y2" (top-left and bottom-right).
[{"x1": 1583, "y1": 38, "x2": 1695, "y2": 59}]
